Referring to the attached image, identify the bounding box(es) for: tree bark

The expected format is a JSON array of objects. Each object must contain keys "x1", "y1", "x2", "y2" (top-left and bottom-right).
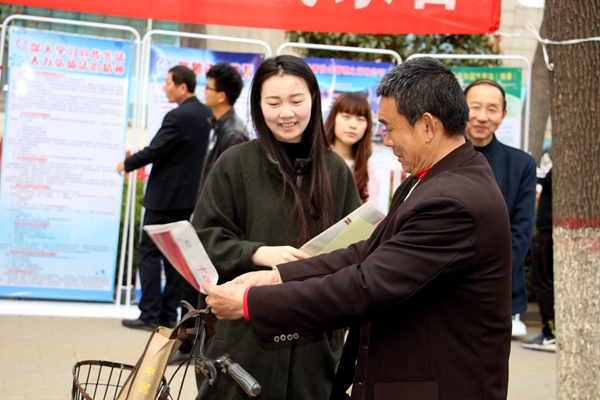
[
  {"x1": 545, "y1": 0, "x2": 600, "y2": 398},
  {"x1": 527, "y1": 19, "x2": 551, "y2": 163}
]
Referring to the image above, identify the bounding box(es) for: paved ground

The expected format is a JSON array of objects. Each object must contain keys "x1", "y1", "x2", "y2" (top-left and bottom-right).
[{"x1": 0, "y1": 300, "x2": 555, "y2": 399}]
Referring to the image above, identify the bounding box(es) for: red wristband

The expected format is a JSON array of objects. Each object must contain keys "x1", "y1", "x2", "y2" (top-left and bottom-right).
[{"x1": 243, "y1": 287, "x2": 251, "y2": 321}]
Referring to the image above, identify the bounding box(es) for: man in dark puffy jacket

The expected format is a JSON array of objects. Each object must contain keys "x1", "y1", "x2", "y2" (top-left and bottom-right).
[{"x1": 197, "y1": 62, "x2": 248, "y2": 197}]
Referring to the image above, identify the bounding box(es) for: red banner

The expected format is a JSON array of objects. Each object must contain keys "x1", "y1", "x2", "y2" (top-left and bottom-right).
[{"x1": 4, "y1": 0, "x2": 500, "y2": 34}]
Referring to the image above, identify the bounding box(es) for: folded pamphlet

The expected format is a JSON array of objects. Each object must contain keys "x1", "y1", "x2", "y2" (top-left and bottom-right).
[
  {"x1": 143, "y1": 220, "x2": 218, "y2": 294},
  {"x1": 300, "y1": 201, "x2": 386, "y2": 256}
]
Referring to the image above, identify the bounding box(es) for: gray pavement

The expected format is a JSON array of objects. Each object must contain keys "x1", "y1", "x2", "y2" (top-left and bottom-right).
[{"x1": 0, "y1": 301, "x2": 556, "y2": 399}]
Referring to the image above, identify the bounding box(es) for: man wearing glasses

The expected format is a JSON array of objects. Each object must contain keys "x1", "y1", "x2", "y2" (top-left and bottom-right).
[{"x1": 198, "y1": 62, "x2": 249, "y2": 195}]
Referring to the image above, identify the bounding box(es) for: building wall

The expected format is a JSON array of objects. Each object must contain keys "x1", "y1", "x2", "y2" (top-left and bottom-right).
[
  {"x1": 498, "y1": 0, "x2": 545, "y2": 69},
  {"x1": 205, "y1": 25, "x2": 286, "y2": 57}
]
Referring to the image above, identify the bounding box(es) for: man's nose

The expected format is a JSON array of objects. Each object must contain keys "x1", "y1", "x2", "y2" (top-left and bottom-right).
[
  {"x1": 382, "y1": 132, "x2": 393, "y2": 147},
  {"x1": 474, "y1": 109, "x2": 488, "y2": 121}
]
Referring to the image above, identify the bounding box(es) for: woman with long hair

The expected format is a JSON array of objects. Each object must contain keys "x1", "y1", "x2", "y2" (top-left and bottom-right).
[
  {"x1": 324, "y1": 92, "x2": 375, "y2": 203},
  {"x1": 192, "y1": 55, "x2": 361, "y2": 399}
]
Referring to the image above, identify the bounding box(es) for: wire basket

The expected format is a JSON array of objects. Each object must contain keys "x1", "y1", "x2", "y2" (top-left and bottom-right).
[{"x1": 71, "y1": 360, "x2": 169, "y2": 400}]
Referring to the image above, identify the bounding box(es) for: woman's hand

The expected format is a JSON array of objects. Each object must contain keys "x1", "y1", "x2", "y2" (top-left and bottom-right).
[
  {"x1": 232, "y1": 270, "x2": 281, "y2": 286},
  {"x1": 251, "y1": 245, "x2": 311, "y2": 267}
]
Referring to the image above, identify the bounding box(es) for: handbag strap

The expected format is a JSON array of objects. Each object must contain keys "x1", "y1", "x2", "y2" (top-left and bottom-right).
[{"x1": 168, "y1": 301, "x2": 205, "y2": 340}]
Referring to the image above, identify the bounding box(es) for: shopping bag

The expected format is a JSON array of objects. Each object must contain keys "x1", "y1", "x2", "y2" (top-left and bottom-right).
[{"x1": 117, "y1": 305, "x2": 202, "y2": 400}]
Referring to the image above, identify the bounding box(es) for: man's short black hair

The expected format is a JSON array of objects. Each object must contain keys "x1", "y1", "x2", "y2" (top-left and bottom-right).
[
  {"x1": 377, "y1": 57, "x2": 469, "y2": 137},
  {"x1": 169, "y1": 65, "x2": 196, "y2": 93},
  {"x1": 206, "y1": 62, "x2": 244, "y2": 106}
]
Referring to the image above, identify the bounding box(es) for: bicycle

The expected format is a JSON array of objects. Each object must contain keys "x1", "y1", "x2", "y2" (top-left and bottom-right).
[{"x1": 71, "y1": 301, "x2": 261, "y2": 400}]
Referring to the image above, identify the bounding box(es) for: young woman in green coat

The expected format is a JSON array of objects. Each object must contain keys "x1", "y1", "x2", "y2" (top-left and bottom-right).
[{"x1": 192, "y1": 55, "x2": 361, "y2": 399}]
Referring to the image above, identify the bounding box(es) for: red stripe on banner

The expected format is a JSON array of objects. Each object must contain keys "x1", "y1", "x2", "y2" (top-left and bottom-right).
[
  {"x1": 554, "y1": 217, "x2": 600, "y2": 229},
  {"x1": 3, "y1": 0, "x2": 501, "y2": 34}
]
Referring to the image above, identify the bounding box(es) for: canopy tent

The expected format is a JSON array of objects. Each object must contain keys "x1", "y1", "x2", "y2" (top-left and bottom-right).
[{"x1": 3, "y1": 0, "x2": 501, "y2": 34}]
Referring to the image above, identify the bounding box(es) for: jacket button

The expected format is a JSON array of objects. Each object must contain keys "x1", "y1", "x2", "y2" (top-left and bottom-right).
[
  {"x1": 293, "y1": 333, "x2": 299, "y2": 339},
  {"x1": 280, "y1": 334, "x2": 287, "y2": 341},
  {"x1": 357, "y1": 381, "x2": 363, "y2": 386},
  {"x1": 287, "y1": 334, "x2": 293, "y2": 341},
  {"x1": 274, "y1": 336, "x2": 280, "y2": 342}
]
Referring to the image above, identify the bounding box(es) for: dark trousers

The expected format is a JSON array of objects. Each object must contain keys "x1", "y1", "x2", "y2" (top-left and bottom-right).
[
  {"x1": 530, "y1": 230, "x2": 554, "y2": 336},
  {"x1": 137, "y1": 208, "x2": 193, "y2": 325}
]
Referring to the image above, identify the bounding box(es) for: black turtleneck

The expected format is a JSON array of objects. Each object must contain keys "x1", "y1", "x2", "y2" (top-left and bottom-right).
[{"x1": 279, "y1": 138, "x2": 311, "y2": 165}]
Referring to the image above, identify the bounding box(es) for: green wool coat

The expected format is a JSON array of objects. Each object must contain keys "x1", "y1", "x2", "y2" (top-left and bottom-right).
[{"x1": 192, "y1": 139, "x2": 361, "y2": 400}]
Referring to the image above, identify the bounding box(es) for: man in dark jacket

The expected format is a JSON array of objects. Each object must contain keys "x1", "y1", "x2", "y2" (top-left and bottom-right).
[
  {"x1": 203, "y1": 58, "x2": 513, "y2": 400},
  {"x1": 118, "y1": 65, "x2": 212, "y2": 331},
  {"x1": 198, "y1": 62, "x2": 248, "y2": 196},
  {"x1": 464, "y1": 79, "x2": 537, "y2": 337}
]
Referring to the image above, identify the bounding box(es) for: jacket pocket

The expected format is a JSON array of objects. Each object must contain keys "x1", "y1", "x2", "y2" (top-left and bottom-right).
[{"x1": 374, "y1": 381, "x2": 439, "y2": 400}]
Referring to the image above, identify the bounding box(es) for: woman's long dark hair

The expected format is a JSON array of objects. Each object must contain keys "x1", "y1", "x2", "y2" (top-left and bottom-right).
[
  {"x1": 250, "y1": 55, "x2": 334, "y2": 245},
  {"x1": 324, "y1": 92, "x2": 373, "y2": 203}
]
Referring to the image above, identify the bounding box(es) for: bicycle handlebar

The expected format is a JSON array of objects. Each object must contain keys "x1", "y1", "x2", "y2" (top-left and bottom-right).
[
  {"x1": 218, "y1": 355, "x2": 262, "y2": 398},
  {"x1": 191, "y1": 305, "x2": 262, "y2": 399}
]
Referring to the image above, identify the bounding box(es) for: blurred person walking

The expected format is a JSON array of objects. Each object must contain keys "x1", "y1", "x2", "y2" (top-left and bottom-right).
[{"x1": 522, "y1": 149, "x2": 556, "y2": 352}]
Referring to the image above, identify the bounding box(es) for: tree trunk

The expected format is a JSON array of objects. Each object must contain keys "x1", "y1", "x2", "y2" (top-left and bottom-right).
[
  {"x1": 545, "y1": 0, "x2": 600, "y2": 398},
  {"x1": 527, "y1": 19, "x2": 551, "y2": 163}
]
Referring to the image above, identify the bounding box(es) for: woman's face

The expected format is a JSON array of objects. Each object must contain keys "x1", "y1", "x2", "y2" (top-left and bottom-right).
[
  {"x1": 334, "y1": 111, "x2": 368, "y2": 149},
  {"x1": 260, "y1": 74, "x2": 312, "y2": 143}
]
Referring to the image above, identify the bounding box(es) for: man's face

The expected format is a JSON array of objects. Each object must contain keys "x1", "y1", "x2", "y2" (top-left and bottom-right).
[
  {"x1": 378, "y1": 96, "x2": 427, "y2": 175},
  {"x1": 465, "y1": 84, "x2": 507, "y2": 147},
  {"x1": 203, "y1": 77, "x2": 220, "y2": 109},
  {"x1": 163, "y1": 72, "x2": 185, "y2": 104}
]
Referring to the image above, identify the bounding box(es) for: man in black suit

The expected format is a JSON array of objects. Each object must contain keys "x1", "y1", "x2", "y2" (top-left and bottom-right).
[{"x1": 118, "y1": 65, "x2": 212, "y2": 331}]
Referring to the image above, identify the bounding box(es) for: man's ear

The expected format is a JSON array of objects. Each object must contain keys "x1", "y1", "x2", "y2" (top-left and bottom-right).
[
  {"x1": 178, "y1": 83, "x2": 189, "y2": 95},
  {"x1": 217, "y1": 91, "x2": 228, "y2": 105},
  {"x1": 422, "y1": 112, "x2": 437, "y2": 141}
]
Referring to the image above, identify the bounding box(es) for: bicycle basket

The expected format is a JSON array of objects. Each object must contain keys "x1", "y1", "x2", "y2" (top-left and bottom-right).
[{"x1": 71, "y1": 360, "x2": 169, "y2": 400}]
